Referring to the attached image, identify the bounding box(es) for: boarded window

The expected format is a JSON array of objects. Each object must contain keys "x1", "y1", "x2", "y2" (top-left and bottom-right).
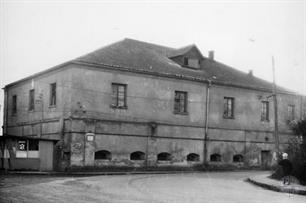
[
  {"x1": 112, "y1": 83, "x2": 127, "y2": 108},
  {"x1": 187, "y1": 153, "x2": 200, "y2": 162},
  {"x1": 29, "y1": 89, "x2": 35, "y2": 111},
  {"x1": 16, "y1": 139, "x2": 39, "y2": 158},
  {"x1": 224, "y1": 97, "x2": 234, "y2": 118},
  {"x1": 174, "y1": 91, "x2": 188, "y2": 114},
  {"x1": 95, "y1": 150, "x2": 111, "y2": 160},
  {"x1": 157, "y1": 152, "x2": 172, "y2": 161},
  {"x1": 233, "y1": 154, "x2": 244, "y2": 163},
  {"x1": 50, "y1": 83, "x2": 56, "y2": 106},
  {"x1": 12, "y1": 95, "x2": 17, "y2": 115},
  {"x1": 210, "y1": 154, "x2": 221, "y2": 162},
  {"x1": 261, "y1": 101, "x2": 269, "y2": 121},
  {"x1": 288, "y1": 105, "x2": 295, "y2": 121},
  {"x1": 130, "y1": 151, "x2": 145, "y2": 160}
]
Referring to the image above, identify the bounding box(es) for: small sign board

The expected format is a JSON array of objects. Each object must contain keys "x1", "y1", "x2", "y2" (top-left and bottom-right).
[
  {"x1": 18, "y1": 140, "x2": 27, "y2": 151},
  {"x1": 86, "y1": 133, "x2": 95, "y2": 141}
]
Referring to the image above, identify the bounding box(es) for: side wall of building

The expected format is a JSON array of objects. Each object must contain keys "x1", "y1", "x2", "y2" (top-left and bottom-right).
[
  {"x1": 67, "y1": 65, "x2": 207, "y2": 168},
  {"x1": 3, "y1": 67, "x2": 74, "y2": 171},
  {"x1": 65, "y1": 65, "x2": 302, "y2": 169}
]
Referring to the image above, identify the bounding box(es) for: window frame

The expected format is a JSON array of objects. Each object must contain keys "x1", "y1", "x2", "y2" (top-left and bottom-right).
[
  {"x1": 210, "y1": 153, "x2": 222, "y2": 162},
  {"x1": 261, "y1": 101, "x2": 269, "y2": 122},
  {"x1": 49, "y1": 83, "x2": 57, "y2": 107},
  {"x1": 223, "y1": 97, "x2": 235, "y2": 119},
  {"x1": 183, "y1": 57, "x2": 189, "y2": 66},
  {"x1": 111, "y1": 83, "x2": 127, "y2": 109},
  {"x1": 287, "y1": 104, "x2": 295, "y2": 121},
  {"x1": 29, "y1": 89, "x2": 35, "y2": 111},
  {"x1": 12, "y1": 95, "x2": 17, "y2": 115},
  {"x1": 94, "y1": 150, "x2": 112, "y2": 160},
  {"x1": 174, "y1": 91, "x2": 188, "y2": 114},
  {"x1": 130, "y1": 151, "x2": 145, "y2": 161},
  {"x1": 187, "y1": 153, "x2": 200, "y2": 162},
  {"x1": 16, "y1": 139, "x2": 39, "y2": 159}
]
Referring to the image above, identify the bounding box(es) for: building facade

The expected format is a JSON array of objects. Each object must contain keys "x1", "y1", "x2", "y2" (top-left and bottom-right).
[{"x1": 1, "y1": 39, "x2": 304, "y2": 171}]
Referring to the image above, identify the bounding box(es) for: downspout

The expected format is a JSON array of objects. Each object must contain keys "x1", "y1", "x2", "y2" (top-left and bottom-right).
[
  {"x1": 4, "y1": 88, "x2": 8, "y2": 136},
  {"x1": 204, "y1": 80, "x2": 212, "y2": 165}
]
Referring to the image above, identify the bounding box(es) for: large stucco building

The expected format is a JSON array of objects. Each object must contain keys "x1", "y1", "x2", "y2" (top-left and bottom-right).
[{"x1": 1, "y1": 39, "x2": 305, "y2": 171}]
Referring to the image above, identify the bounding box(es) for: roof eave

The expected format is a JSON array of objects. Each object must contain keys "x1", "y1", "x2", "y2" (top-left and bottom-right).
[{"x1": 3, "y1": 61, "x2": 72, "y2": 89}]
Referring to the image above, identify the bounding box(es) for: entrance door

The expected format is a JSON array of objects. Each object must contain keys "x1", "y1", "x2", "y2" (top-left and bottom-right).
[
  {"x1": 39, "y1": 141, "x2": 54, "y2": 171},
  {"x1": 261, "y1": 150, "x2": 271, "y2": 169}
]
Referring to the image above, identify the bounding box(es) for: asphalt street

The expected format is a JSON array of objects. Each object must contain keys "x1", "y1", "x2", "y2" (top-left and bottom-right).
[{"x1": 1, "y1": 171, "x2": 305, "y2": 203}]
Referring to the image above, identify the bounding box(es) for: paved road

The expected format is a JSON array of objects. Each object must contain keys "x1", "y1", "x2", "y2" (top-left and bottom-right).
[{"x1": 1, "y1": 171, "x2": 305, "y2": 203}]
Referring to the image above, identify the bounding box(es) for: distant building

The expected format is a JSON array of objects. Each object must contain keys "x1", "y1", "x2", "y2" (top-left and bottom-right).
[{"x1": 1, "y1": 39, "x2": 304, "y2": 171}]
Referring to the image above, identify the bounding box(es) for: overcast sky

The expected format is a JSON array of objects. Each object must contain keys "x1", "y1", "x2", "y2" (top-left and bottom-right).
[{"x1": 0, "y1": 0, "x2": 305, "y2": 134}]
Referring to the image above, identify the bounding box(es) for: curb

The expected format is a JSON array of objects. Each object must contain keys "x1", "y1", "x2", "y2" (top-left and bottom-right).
[{"x1": 246, "y1": 178, "x2": 306, "y2": 196}]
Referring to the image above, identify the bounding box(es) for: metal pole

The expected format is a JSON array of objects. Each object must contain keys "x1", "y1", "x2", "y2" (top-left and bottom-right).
[{"x1": 272, "y1": 56, "x2": 280, "y2": 157}]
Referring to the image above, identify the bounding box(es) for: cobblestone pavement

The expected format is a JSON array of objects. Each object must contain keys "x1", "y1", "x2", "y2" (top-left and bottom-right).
[{"x1": 1, "y1": 171, "x2": 306, "y2": 203}]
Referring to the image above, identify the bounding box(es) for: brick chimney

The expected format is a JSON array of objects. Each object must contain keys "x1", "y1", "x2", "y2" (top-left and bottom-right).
[
  {"x1": 248, "y1": 70, "x2": 253, "y2": 77},
  {"x1": 208, "y1": 51, "x2": 214, "y2": 60}
]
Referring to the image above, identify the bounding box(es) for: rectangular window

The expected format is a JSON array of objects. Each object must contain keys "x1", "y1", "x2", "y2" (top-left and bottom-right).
[
  {"x1": 12, "y1": 95, "x2": 17, "y2": 115},
  {"x1": 288, "y1": 105, "x2": 295, "y2": 121},
  {"x1": 174, "y1": 91, "x2": 188, "y2": 114},
  {"x1": 29, "y1": 89, "x2": 35, "y2": 111},
  {"x1": 111, "y1": 83, "x2": 127, "y2": 108},
  {"x1": 223, "y1": 97, "x2": 234, "y2": 118},
  {"x1": 183, "y1": 57, "x2": 188, "y2": 66},
  {"x1": 261, "y1": 101, "x2": 269, "y2": 121},
  {"x1": 16, "y1": 139, "x2": 39, "y2": 158},
  {"x1": 50, "y1": 83, "x2": 56, "y2": 106}
]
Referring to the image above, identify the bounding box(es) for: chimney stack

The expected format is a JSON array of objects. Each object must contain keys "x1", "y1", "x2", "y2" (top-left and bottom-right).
[
  {"x1": 248, "y1": 70, "x2": 253, "y2": 77},
  {"x1": 208, "y1": 51, "x2": 214, "y2": 60}
]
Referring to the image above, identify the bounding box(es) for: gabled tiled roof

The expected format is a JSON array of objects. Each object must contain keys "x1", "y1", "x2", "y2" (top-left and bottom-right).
[
  {"x1": 75, "y1": 38, "x2": 293, "y2": 94},
  {"x1": 167, "y1": 44, "x2": 196, "y2": 58}
]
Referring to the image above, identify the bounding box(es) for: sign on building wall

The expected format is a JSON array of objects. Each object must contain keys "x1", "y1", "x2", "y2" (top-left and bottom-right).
[{"x1": 86, "y1": 133, "x2": 95, "y2": 142}]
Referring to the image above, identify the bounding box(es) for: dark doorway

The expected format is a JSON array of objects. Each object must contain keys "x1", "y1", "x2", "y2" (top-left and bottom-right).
[{"x1": 261, "y1": 150, "x2": 271, "y2": 169}]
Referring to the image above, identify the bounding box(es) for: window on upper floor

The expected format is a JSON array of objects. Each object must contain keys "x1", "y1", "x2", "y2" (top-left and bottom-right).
[
  {"x1": 174, "y1": 91, "x2": 188, "y2": 114},
  {"x1": 183, "y1": 57, "x2": 189, "y2": 66},
  {"x1": 29, "y1": 89, "x2": 35, "y2": 111},
  {"x1": 50, "y1": 83, "x2": 56, "y2": 106},
  {"x1": 111, "y1": 83, "x2": 127, "y2": 108},
  {"x1": 182, "y1": 57, "x2": 200, "y2": 69},
  {"x1": 288, "y1": 105, "x2": 295, "y2": 121},
  {"x1": 261, "y1": 101, "x2": 269, "y2": 121},
  {"x1": 12, "y1": 95, "x2": 17, "y2": 115},
  {"x1": 223, "y1": 97, "x2": 234, "y2": 119}
]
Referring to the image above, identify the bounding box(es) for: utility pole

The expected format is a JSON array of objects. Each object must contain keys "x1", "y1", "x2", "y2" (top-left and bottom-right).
[{"x1": 272, "y1": 56, "x2": 280, "y2": 157}]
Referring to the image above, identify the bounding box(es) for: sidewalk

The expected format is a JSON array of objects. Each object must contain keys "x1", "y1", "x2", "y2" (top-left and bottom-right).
[{"x1": 247, "y1": 173, "x2": 306, "y2": 195}]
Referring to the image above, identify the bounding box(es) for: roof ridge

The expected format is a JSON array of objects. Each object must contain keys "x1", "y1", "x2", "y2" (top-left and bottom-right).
[{"x1": 123, "y1": 38, "x2": 176, "y2": 50}]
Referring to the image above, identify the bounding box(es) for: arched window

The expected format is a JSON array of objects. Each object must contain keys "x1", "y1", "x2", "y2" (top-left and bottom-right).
[
  {"x1": 95, "y1": 150, "x2": 111, "y2": 160},
  {"x1": 233, "y1": 154, "x2": 244, "y2": 163},
  {"x1": 187, "y1": 153, "x2": 200, "y2": 162},
  {"x1": 157, "y1": 152, "x2": 172, "y2": 161},
  {"x1": 210, "y1": 153, "x2": 221, "y2": 162},
  {"x1": 130, "y1": 151, "x2": 145, "y2": 160}
]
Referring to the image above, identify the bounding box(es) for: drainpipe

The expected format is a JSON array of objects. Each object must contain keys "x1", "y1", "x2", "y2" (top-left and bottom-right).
[
  {"x1": 4, "y1": 88, "x2": 8, "y2": 136},
  {"x1": 204, "y1": 80, "x2": 212, "y2": 165}
]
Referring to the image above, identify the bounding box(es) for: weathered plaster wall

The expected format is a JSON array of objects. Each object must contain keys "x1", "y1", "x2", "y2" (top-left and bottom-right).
[
  {"x1": 5, "y1": 67, "x2": 74, "y2": 140},
  {"x1": 69, "y1": 65, "x2": 207, "y2": 124},
  {"x1": 65, "y1": 65, "x2": 302, "y2": 168}
]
